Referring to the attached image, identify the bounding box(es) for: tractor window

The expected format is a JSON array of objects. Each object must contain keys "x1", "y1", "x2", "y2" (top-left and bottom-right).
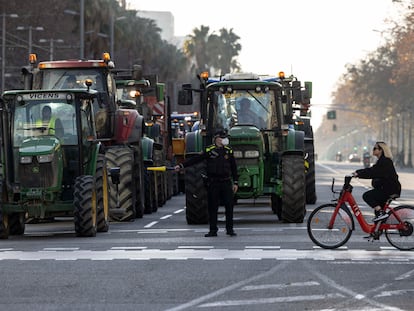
[
  {"x1": 13, "y1": 101, "x2": 77, "y2": 146},
  {"x1": 40, "y1": 69, "x2": 104, "y2": 91},
  {"x1": 212, "y1": 90, "x2": 277, "y2": 130},
  {"x1": 80, "y1": 100, "x2": 95, "y2": 145}
]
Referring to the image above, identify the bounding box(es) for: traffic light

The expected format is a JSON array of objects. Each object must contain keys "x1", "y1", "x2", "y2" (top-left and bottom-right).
[{"x1": 327, "y1": 110, "x2": 336, "y2": 120}]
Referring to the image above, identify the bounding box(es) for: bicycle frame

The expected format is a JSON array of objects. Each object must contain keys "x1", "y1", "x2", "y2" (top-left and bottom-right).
[{"x1": 330, "y1": 177, "x2": 406, "y2": 234}]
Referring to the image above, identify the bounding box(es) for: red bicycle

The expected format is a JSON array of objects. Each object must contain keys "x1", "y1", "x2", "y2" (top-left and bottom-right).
[{"x1": 307, "y1": 175, "x2": 414, "y2": 250}]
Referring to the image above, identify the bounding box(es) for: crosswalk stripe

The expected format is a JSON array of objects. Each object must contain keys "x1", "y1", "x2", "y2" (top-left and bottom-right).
[{"x1": 0, "y1": 248, "x2": 413, "y2": 261}]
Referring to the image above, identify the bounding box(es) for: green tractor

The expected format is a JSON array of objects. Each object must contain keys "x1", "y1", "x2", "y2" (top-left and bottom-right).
[
  {"x1": 178, "y1": 72, "x2": 309, "y2": 224},
  {"x1": 0, "y1": 87, "x2": 112, "y2": 238},
  {"x1": 275, "y1": 72, "x2": 316, "y2": 205}
]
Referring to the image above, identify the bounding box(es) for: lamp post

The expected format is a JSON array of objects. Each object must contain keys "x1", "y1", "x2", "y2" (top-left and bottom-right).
[
  {"x1": 39, "y1": 39, "x2": 64, "y2": 60},
  {"x1": 64, "y1": 0, "x2": 84, "y2": 59},
  {"x1": 17, "y1": 25, "x2": 44, "y2": 54},
  {"x1": 1, "y1": 13, "x2": 18, "y2": 93},
  {"x1": 110, "y1": 13, "x2": 126, "y2": 56}
]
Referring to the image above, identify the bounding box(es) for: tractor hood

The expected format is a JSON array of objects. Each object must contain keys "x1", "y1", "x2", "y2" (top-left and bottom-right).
[
  {"x1": 228, "y1": 125, "x2": 262, "y2": 141},
  {"x1": 19, "y1": 136, "x2": 60, "y2": 156}
]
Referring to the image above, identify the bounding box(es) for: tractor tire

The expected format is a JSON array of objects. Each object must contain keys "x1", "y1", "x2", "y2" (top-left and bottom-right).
[
  {"x1": 134, "y1": 147, "x2": 145, "y2": 218},
  {"x1": 281, "y1": 154, "x2": 306, "y2": 223},
  {"x1": 0, "y1": 180, "x2": 9, "y2": 239},
  {"x1": 9, "y1": 213, "x2": 25, "y2": 235},
  {"x1": 271, "y1": 193, "x2": 282, "y2": 220},
  {"x1": 74, "y1": 175, "x2": 97, "y2": 237},
  {"x1": 305, "y1": 141, "x2": 317, "y2": 204},
  {"x1": 106, "y1": 147, "x2": 136, "y2": 221},
  {"x1": 185, "y1": 161, "x2": 208, "y2": 224},
  {"x1": 95, "y1": 154, "x2": 109, "y2": 232},
  {"x1": 144, "y1": 169, "x2": 155, "y2": 214}
]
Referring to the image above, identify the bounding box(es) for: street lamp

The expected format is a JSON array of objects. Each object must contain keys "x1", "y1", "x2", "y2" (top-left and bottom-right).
[
  {"x1": 17, "y1": 25, "x2": 44, "y2": 54},
  {"x1": 110, "y1": 13, "x2": 126, "y2": 56},
  {"x1": 1, "y1": 13, "x2": 18, "y2": 93},
  {"x1": 64, "y1": 0, "x2": 85, "y2": 59},
  {"x1": 39, "y1": 39, "x2": 64, "y2": 60}
]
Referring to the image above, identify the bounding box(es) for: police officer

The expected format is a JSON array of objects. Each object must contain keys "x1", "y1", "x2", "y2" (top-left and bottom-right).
[{"x1": 175, "y1": 129, "x2": 238, "y2": 237}]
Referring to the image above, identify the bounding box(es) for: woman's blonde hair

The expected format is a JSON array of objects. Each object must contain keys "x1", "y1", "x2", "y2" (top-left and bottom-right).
[{"x1": 376, "y1": 141, "x2": 393, "y2": 159}]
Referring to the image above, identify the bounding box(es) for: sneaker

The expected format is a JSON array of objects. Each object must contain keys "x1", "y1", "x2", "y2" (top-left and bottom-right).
[
  {"x1": 226, "y1": 231, "x2": 237, "y2": 236},
  {"x1": 372, "y1": 210, "x2": 388, "y2": 222},
  {"x1": 204, "y1": 232, "x2": 217, "y2": 237}
]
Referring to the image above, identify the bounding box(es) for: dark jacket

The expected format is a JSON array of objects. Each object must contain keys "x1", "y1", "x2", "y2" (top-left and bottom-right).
[
  {"x1": 356, "y1": 154, "x2": 401, "y2": 196},
  {"x1": 181, "y1": 144, "x2": 238, "y2": 183}
]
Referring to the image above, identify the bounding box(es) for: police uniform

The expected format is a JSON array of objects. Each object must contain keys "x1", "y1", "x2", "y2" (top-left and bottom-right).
[{"x1": 179, "y1": 130, "x2": 238, "y2": 237}]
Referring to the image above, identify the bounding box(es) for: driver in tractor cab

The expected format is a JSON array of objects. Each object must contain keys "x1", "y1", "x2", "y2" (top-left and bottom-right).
[
  {"x1": 37, "y1": 106, "x2": 64, "y2": 138},
  {"x1": 63, "y1": 75, "x2": 78, "y2": 89},
  {"x1": 237, "y1": 97, "x2": 265, "y2": 128}
]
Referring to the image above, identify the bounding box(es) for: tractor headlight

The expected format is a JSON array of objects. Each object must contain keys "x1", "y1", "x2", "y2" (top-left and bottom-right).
[
  {"x1": 37, "y1": 154, "x2": 54, "y2": 163},
  {"x1": 244, "y1": 150, "x2": 259, "y2": 158},
  {"x1": 20, "y1": 156, "x2": 32, "y2": 164},
  {"x1": 233, "y1": 151, "x2": 243, "y2": 158}
]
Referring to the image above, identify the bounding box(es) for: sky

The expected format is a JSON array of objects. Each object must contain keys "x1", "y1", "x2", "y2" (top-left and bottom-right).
[{"x1": 129, "y1": 0, "x2": 400, "y2": 130}]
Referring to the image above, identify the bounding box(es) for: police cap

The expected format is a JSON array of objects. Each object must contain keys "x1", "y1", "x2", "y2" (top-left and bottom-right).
[{"x1": 214, "y1": 129, "x2": 227, "y2": 138}]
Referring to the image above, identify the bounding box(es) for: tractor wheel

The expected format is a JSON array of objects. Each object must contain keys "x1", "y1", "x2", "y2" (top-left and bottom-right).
[
  {"x1": 106, "y1": 147, "x2": 136, "y2": 221},
  {"x1": 185, "y1": 161, "x2": 208, "y2": 224},
  {"x1": 9, "y1": 213, "x2": 25, "y2": 235},
  {"x1": 305, "y1": 141, "x2": 317, "y2": 205},
  {"x1": 95, "y1": 154, "x2": 109, "y2": 232},
  {"x1": 0, "y1": 180, "x2": 8, "y2": 239},
  {"x1": 144, "y1": 169, "x2": 155, "y2": 214},
  {"x1": 74, "y1": 175, "x2": 97, "y2": 237},
  {"x1": 281, "y1": 154, "x2": 306, "y2": 223},
  {"x1": 133, "y1": 147, "x2": 145, "y2": 218},
  {"x1": 271, "y1": 194, "x2": 282, "y2": 220}
]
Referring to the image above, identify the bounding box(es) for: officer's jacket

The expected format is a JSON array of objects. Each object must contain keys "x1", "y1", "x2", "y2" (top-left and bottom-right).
[{"x1": 182, "y1": 144, "x2": 238, "y2": 182}]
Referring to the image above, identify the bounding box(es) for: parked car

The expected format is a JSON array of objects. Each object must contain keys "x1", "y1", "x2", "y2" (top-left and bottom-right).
[{"x1": 348, "y1": 153, "x2": 361, "y2": 162}]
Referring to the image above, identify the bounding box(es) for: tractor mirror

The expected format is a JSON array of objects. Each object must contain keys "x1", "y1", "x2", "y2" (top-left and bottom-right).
[{"x1": 178, "y1": 89, "x2": 192, "y2": 105}]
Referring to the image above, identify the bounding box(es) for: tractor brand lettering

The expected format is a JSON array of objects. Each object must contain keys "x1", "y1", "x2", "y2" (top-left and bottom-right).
[{"x1": 23, "y1": 93, "x2": 64, "y2": 100}]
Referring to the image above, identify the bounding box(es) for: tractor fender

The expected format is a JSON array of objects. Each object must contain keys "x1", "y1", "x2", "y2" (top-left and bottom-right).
[
  {"x1": 184, "y1": 130, "x2": 203, "y2": 156},
  {"x1": 285, "y1": 128, "x2": 304, "y2": 152},
  {"x1": 141, "y1": 136, "x2": 155, "y2": 165},
  {"x1": 114, "y1": 109, "x2": 144, "y2": 144}
]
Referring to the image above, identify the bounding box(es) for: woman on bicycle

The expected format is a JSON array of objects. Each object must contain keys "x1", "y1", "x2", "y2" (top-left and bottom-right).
[{"x1": 352, "y1": 141, "x2": 401, "y2": 222}]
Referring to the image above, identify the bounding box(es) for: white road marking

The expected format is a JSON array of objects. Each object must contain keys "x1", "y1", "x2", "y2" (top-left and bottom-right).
[
  {"x1": 160, "y1": 214, "x2": 172, "y2": 219},
  {"x1": 375, "y1": 289, "x2": 414, "y2": 297},
  {"x1": 395, "y1": 268, "x2": 414, "y2": 280},
  {"x1": 144, "y1": 221, "x2": 158, "y2": 228},
  {"x1": 241, "y1": 281, "x2": 320, "y2": 291},
  {"x1": 198, "y1": 294, "x2": 345, "y2": 307},
  {"x1": 0, "y1": 248, "x2": 413, "y2": 261}
]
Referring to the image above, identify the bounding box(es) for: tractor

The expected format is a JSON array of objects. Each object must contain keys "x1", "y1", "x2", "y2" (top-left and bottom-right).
[
  {"x1": 178, "y1": 72, "x2": 310, "y2": 224},
  {"x1": 21, "y1": 53, "x2": 148, "y2": 222},
  {"x1": 0, "y1": 86, "x2": 111, "y2": 238}
]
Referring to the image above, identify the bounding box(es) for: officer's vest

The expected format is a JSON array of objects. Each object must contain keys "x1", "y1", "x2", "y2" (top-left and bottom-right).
[{"x1": 36, "y1": 117, "x2": 57, "y2": 135}]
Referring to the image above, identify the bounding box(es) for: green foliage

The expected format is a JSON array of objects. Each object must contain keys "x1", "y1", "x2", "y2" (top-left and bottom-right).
[
  {"x1": 183, "y1": 25, "x2": 242, "y2": 74},
  {"x1": 1, "y1": 0, "x2": 240, "y2": 91}
]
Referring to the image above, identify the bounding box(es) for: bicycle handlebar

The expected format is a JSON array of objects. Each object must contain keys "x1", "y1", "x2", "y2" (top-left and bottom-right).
[{"x1": 331, "y1": 175, "x2": 354, "y2": 194}]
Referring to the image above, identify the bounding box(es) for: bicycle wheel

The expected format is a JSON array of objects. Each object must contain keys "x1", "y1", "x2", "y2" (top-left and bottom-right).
[
  {"x1": 384, "y1": 205, "x2": 414, "y2": 251},
  {"x1": 307, "y1": 203, "x2": 354, "y2": 249}
]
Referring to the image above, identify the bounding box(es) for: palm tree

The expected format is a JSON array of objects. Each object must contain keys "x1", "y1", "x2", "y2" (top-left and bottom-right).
[{"x1": 213, "y1": 28, "x2": 241, "y2": 74}]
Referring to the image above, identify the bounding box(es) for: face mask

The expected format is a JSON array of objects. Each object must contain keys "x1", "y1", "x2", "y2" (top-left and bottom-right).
[{"x1": 221, "y1": 138, "x2": 229, "y2": 146}]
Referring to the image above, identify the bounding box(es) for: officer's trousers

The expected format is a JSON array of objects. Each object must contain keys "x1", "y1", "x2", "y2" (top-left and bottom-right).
[{"x1": 207, "y1": 180, "x2": 234, "y2": 233}]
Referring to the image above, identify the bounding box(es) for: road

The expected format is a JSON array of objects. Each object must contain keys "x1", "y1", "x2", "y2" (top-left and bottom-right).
[{"x1": 0, "y1": 161, "x2": 413, "y2": 311}]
